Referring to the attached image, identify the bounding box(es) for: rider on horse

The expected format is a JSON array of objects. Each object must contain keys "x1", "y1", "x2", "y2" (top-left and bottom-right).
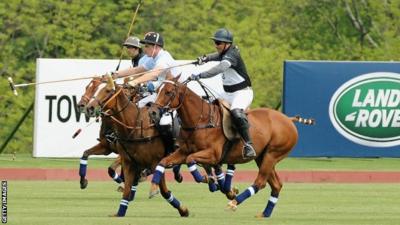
[
  {"x1": 113, "y1": 31, "x2": 181, "y2": 156},
  {"x1": 191, "y1": 28, "x2": 256, "y2": 159}
]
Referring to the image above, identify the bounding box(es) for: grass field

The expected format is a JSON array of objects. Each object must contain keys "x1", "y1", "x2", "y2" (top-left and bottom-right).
[
  {"x1": 1, "y1": 154, "x2": 400, "y2": 224},
  {"x1": 1, "y1": 153, "x2": 400, "y2": 171},
  {"x1": 6, "y1": 181, "x2": 400, "y2": 225}
]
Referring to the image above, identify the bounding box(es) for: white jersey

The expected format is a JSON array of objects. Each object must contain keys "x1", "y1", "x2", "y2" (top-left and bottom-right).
[{"x1": 142, "y1": 49, "x2": 181, "y2": 89}]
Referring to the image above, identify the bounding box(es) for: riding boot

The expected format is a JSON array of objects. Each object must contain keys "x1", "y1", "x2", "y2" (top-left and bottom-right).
[
  {"x1": 158, "y1": 124, "x2": 176, "y2": 155},
  {"x1": 231, "y1": 108, "x2": 256, "y2": 159}
]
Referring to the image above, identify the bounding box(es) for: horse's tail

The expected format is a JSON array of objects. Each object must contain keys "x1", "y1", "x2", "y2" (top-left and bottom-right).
[{"x1": 290, "y1": 115, "x2": 315, "y2": 125}]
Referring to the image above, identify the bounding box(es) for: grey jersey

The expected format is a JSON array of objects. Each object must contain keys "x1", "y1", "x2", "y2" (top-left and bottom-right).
[{"x1": 200, "y1": 45, "x2": 251, "y2": 93}]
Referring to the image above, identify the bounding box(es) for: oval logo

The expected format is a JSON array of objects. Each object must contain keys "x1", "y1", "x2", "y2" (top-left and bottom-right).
[{"x1": 329, "y1": 72, "x2": 400, "y2": 147}]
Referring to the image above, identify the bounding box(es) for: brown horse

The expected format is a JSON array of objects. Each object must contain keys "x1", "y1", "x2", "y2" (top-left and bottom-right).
[
  {"x1": 148, "y1": 77, "x2": 314, "y2": 218},
  {"x1": 86, "y1": 77, "x2": 189, "y2": 217},
  {"x1": 77, "y1": 77, "x2": 128, "y2": 190},
  {"x1": 77, "y1": 78, "x2": 182, "y2": 191}
]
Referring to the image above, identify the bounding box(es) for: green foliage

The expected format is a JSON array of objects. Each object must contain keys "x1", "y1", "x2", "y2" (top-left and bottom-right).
[{"x1": 1, "y1": 0, "x2": 400, "y2": 153}]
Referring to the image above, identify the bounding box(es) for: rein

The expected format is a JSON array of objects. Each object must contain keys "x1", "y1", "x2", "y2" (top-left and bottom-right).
[
  {"x1": 159, "y1": 80, "x2": 219, "y2": 132},
  {"x1": 96, "y1": 86, "x2": 158, "y2": 144}
]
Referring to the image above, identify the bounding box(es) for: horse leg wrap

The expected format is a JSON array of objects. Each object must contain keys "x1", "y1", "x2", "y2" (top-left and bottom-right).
[
  {"x1": 263, "y1": 194, "x2": 279, "y2": 217},
  {"x1": 213, "y1": 167, "x2": 226, "y2": 192},
  {"x1": 117, "y1": 198, "x2": 129, "y2": 216},
  {"x1": 108, "y1": 167, "x2": 123, "y2": 184},
  {"x1": 120, "y1": 170, "x2": 125, "y2": 182},
  {"x1": 164, "y1": 191, "x2": 181, "y2": 209},
  {"x1": 223, "y1": 164, "x2": 235, "y2": 193},
  {"x1": 128, "y1": 185, "x2": 137, "y2": 202},
  {"x1": 79, "y1": 158, "x2": 88, "y2": 177},
  {"x1": 235, "y1": 184, "x2": 259, "y2": 204},
  {"x1": 187, "y1": 162, "x2": 204, "y2": 183},
  {"x1": 151, "y1": 165, "x2": 165, "y2": 184}
]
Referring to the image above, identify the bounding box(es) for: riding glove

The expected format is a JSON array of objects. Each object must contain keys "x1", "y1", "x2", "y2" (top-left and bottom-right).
[{"x1": 190, "y1": 73, "x2": 201, "y2": 81}]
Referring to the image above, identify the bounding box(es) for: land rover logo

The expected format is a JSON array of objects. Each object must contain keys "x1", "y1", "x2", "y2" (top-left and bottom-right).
[{"x1": 329, "y1": 72, "x2": 400, "y2": 147}]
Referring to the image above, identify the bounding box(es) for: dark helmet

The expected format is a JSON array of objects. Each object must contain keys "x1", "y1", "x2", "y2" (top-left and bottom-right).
[
  {"x1": 140, "y1": 32, "x2": 164, "y2": 47},
  {"x1": 210, "y1": 28, "x2": 233, "y2": 43},
  {"x1": 123, "y1": 36, "x2": 141, "y2": 48}
]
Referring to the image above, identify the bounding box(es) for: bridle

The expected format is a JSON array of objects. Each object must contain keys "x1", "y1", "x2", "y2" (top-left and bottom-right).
[
  {"x1": 154, "y1": 80, "x2": 189, "y2": 111},
  {"x1": 155, "y1": 80, "x2": 218, "y2": 132}
]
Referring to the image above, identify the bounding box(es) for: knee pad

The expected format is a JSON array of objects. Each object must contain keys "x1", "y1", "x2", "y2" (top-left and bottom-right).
[{"x1": 159, "y1": 112, "x2": 173, "y2": 126}]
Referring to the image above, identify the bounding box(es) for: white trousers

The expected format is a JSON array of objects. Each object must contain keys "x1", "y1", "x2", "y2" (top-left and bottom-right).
[
  {"x1": 137, "y1": 92, "x2": 175, "y2": 126},
  {"x1": 137, "y1": 93, "x2": 157, "y2": 108},
  {"x1": 221, "y1": 87, "x2": 254, "y2": 110}
]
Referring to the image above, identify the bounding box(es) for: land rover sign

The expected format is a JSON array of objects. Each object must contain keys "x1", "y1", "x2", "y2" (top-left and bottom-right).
[{"x1": 329, "y1": 72, "x2": 400, "y2": 147}]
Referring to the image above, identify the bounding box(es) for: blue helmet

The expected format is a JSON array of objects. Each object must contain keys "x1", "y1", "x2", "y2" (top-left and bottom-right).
[{"x1": 210, "y1": 28, "x2": 233, "y2": 43}]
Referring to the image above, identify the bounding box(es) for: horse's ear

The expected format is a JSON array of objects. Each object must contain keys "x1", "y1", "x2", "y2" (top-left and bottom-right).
[
  {"x1": 105, "y1": 73, "x2": 115, "y2": 90},
  {"x1": 173, "y1": 73, "x2": 181, "y2": 82},
  {"x1": 165, "y1": 70, "x2": 173, "y2": 80}
]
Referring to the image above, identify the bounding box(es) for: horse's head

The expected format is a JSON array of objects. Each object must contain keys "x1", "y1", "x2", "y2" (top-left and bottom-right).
[
  {"x1": 78, "y1": 77, "x2": 103, "y2": 115},
  {"x1": 149, "y1": 75, "x2": 184, "y2": 122},
  {"x1": 86, "y1": 74, "x2": 119, "y2": 117}
]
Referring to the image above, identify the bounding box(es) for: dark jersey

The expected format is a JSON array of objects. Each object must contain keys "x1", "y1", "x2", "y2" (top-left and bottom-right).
[
  {"x1": 206, "y1": 45, "x2": 251, "y2": 92},
  {"x1": 131, "y1": 52, "x2": 145, "y2": 67}
]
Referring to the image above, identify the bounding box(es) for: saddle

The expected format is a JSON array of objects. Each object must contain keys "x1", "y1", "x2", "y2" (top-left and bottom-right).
[{"x1": 217, "y1": 99, "x2": 240, "y2": 141}]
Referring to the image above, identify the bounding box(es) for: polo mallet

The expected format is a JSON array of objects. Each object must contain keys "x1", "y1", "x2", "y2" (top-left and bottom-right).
[
  {"x1": 8, "y1": 77, "x2": 18, "y2": 96},
  {"x1": 72, "y1": 117, "x2": 100, "y2": 139},
  {"x1": 115, "y1": 0, "x2": 143, "y2": 71},
  {"x1": 7, "y1": 61, "x2": 196, "y2": 96},
  {"x1": 7, "y1": 74, "x2": 103, "y2": 96}
]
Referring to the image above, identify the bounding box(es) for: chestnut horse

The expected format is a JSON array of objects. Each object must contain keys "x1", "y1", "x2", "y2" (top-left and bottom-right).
[
  {"x1": 149, "y1": 77, "x2": 314, "y2": 218},
  {"x1": 77, "y1": 78, "x2": 183, "y2": 190},
  {"x1": 86, "y1": 77, "x2": 188, "y2": 217},
  {"x1": 77, "y1": 77, "x2": 123, "y2": 189}
]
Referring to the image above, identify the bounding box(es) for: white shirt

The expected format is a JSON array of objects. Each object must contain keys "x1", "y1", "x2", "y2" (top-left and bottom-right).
[{"x1": 142, "y1": 49, "x2": 181, "y2": 89}]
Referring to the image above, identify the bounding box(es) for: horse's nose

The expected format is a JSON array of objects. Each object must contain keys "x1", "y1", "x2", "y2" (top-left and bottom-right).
[
  {"x1": 87, "y1": 106, "x2": 95, "y2": 117},
  {"x1": 77, "y1": 104, "x2": 85, "y2": 113}
]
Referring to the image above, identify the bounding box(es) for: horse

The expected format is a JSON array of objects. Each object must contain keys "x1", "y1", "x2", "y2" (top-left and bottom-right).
[
  {"x1": 86, "y1": 76, "x2": 189, "y2": 217},
  {"x1": 77, "y1": 77, "x2": 123, "y2": 189},
  {"x1": 77, "y1": 77, "x2": 183, "y2": 190},
  {"x1": 148, "y1": 77, "x2": 314, "y2": 218}
]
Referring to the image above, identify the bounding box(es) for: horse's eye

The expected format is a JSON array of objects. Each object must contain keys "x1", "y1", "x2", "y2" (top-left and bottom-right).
[{"x1": 165, "y1": 91, "x2": 173, "y2": 97}]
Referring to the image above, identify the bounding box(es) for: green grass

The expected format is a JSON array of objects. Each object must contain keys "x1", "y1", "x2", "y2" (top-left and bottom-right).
[
  {"x1": 1, "y1": 153, "x2": 399, "y2": 171},
  {"x1": 6, "y1": 181, "x2": 400, "y2": 225}
]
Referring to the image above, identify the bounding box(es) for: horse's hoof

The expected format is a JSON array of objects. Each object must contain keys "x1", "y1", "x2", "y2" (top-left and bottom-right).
[
  {"x1": 109, "y1": 213, "x2": 122, "y2": 217},
  {"x1": 116, "y1": 186, "x2": 124, "y2": 192},
  {"x1": 149, "y1": 184, "x2": 160, "y2": 199},
  {"x1": 255, "y1": 213, "x2": 266, "y2": 218},
  {"x1": 174, "y1": 174, "x2": 183, "y2": 183},
  {"x1": 80, "y1": 179, "x2": 88, "y2": 189},
  {"x1": 201, "y1": 175, "x2": 208, "y2": 183},
  {"x1": 138, "y1": 176, "x2": 147, "y2": 183},
  {"x1": 226, "y1": 191, "x2": 235, "y2": 200},
  {"x1": 149, "y1": 189, "x2": 159, "y2": 199},
  {"x1": 232, "y1": 186, "x2": 239, "y2": 194},
  {"x1": 225, "y1": 200, "x2": 238, "y2": 212},
  {"x1": 179, "y1": 206, "x2": 189, "y2": 217}
]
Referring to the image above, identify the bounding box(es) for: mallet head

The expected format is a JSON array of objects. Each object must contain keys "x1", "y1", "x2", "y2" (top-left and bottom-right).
[{"x1": 7, "y1": 77, "x2": 18, "y2": 96}]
